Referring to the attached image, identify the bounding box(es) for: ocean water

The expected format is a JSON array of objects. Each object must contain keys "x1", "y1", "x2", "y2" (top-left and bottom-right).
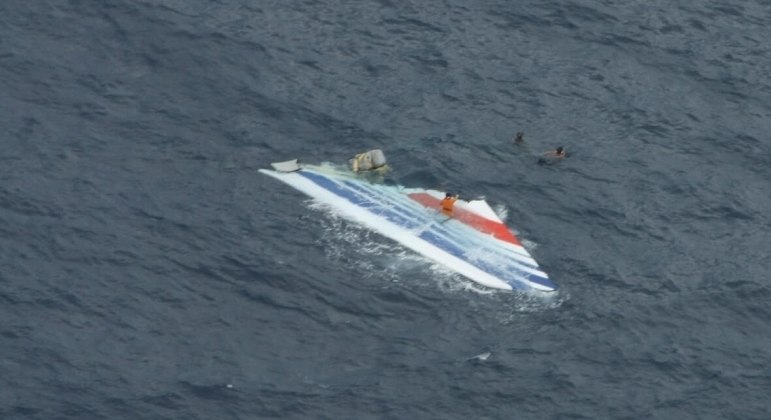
[{"x1": 1, "y1": 1, "x2": 770, "y2": 419}]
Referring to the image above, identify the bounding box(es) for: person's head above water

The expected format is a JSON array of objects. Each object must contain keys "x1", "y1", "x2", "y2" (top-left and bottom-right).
[{"x1": 556, "y1": 146, "x2": 564, "y2": 154}]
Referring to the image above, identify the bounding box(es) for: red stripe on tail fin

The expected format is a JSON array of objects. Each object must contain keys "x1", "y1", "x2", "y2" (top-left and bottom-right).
[{"x1": 408, "y1": 193, "x2": 522, "y2": 246}]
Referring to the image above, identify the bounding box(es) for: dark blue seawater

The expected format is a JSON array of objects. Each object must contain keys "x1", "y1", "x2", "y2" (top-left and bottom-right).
[{"x1": 2, "y1": 1, "x2": 770, "y2": 419}]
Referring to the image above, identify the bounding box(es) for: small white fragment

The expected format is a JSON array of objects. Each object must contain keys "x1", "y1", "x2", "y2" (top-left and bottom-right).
[{"x1": 469, "y1": 351, "x2": 491, "y2": 361}]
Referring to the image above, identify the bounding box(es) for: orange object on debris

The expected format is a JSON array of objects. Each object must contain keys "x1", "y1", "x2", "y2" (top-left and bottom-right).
[{"x1": 440, "y1": 194, "x2": 458, "y2": 214}]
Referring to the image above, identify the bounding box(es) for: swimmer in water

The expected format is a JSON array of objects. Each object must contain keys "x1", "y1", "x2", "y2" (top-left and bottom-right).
[{"x1": 544, "y1": 146, "x2": 566, "y2": 159}]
